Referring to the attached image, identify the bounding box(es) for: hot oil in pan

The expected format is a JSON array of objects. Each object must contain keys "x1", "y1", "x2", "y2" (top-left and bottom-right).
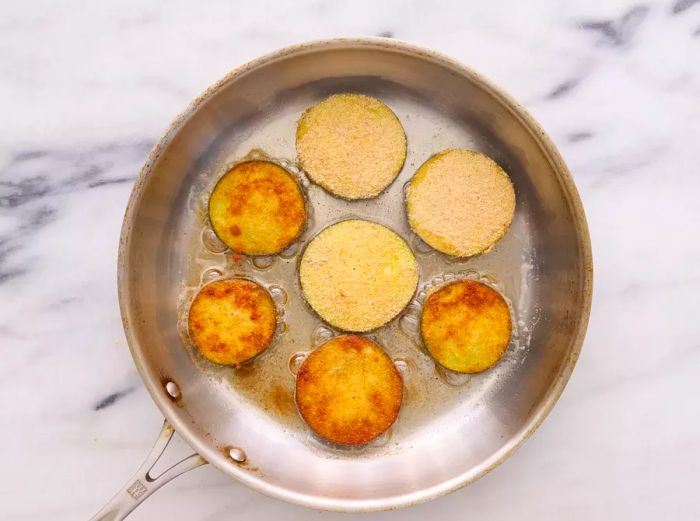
[{"x1": 176, "y1": 147, "x2": 537, "y2": 455}]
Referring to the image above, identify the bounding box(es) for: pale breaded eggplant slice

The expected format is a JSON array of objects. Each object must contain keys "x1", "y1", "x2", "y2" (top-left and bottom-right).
[
  {"x1": 420, "y1": 279, "x2": 512, "y2": 374},
  {"x1": 299, "y1": 219, "x2": 418, "y2": 332},
  {"x1": 296, "y1": 93, "x2": 407, "y2": 199},
  {"x1": 208, "y1": 160, "x2": 306, "y2": 256},
  {"x1": 295, "y1": 335, "x2": 403, "y2": 446},
  {"x1": 188, "y1": 279, "x2": 276, "y2": 366},
  {"x1": 406, "y1": 149, "x2": 516, "y2": 257}
]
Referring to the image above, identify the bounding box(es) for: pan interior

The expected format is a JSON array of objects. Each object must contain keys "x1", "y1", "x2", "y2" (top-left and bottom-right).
[{"x1": 120, "y1": 41, "x2": 590, "y2": 510}]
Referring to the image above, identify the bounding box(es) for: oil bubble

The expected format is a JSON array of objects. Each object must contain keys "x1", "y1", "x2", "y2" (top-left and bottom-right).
[
  {"x1": 411, "y1": 234, "x2": 433, "y2": 254},
  {"x1": 312, "y1": 325, "x2": 334, "y2": 347},
  {"x1": 367, "y1": 428, "x2": 391, "y2": 448},
  {"x1": 252, "y1": 256, "x2": 274, "y2": 270},
  {"x1": 435, "y1": 365, "x2": 471, "y2": 386},
  {"x1": 269, "y1": 285, "x2": 288, "y2": 305},
  {"x1": 276, "y1": 321, "x2": 287, "y2": 335},
  {"x1": 201, "y1": 267, "x2": 223, "y2": 284},
  {"x1": 280, "y1": 243, "x2": 300, "y2": 259},
  {"x1": 393, "y1": 358, "x2": 411, "y2": 377},
  {"x1": 288, "y1": 352, "x2": 308, "y2": 375},
  {"x1": 201, "y1": 228, "x2": 228, "y2": 253}
]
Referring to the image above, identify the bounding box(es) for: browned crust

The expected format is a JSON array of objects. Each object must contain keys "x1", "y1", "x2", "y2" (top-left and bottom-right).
[
  {"x1": 295, "y1": 335, "x2": 403, "y2": 445},
  {"x1": 420, "y1": 279, "x2": 512, "y2": 373},
  {"x1": 188, "y1": 279, "x2": 277, "y2": 366},
  {"x1": 208, "y1": 160, "x2": 307, "y2": 255}
]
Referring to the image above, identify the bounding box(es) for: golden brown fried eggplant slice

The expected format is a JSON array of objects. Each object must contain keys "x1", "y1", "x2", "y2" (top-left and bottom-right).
[
  {"x1": 208, "y1": 160, "x2": 306, "y2": 255},
  {"x1": 420, "y1": 279, "x2": 512, "y2": 373},
  {"x1": 295, "y1": 335, "x2": 403, "y2": 445},
  {"x1": 188, "y1": 279, "x2": 276, "y2": 366}
]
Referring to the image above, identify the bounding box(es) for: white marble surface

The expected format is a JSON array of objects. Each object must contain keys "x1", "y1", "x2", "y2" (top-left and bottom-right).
[{"x1": 1, "y1": 0, "x2": 699, "y2": 519}]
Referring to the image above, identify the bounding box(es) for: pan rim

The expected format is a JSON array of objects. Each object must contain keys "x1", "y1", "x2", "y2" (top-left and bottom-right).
[{"x1": 117, "y1": 36, "x2": 593, "y2": 512}]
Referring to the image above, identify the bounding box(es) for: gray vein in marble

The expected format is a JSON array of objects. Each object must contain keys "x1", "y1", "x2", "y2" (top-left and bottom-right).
[
  {"x1": 88, "y1": 177, "x2": 137, "y2": 189},
  {"x1": 94, "y1": 386, "x2": 136, "y2": 411},
  {"x1": 671, "y1": 0, "x2": 699, "y2": 15},
  {"x1": 576, "y1": 143, "x2": 668, "y2": 189},
  {"x1": 46, "y1": 296, "x2": 79, "y2": 309},
  {"x1": 0, "y1": 203, "x2": 57, "y2": 283},
  {"x1": 0, "y1": 239, "x2": 18, "y2": 263},
  {"x1": 0, "y1": 176, "x2": 51, "y2": 208},
  {"x1": 28, "y1": 205, "x2": 56, "y2": 227},
  {"x1": 13, "y1": 150, "x2": 48, "y2": 161},
  {"x1": 377, "y1": 30, "x2": 394, "y2": 38},
  {"x1": 0, "y1": 141, "x2": 150, "y2": 208},
  {"x1": 0, "y1": 267, "x2": 26, "y2": 284},
  {"x1": 0, "y1": 141, "x2": 148, "y2": 287},
  {"x1": 578, "y1": 4, "x2": 650, "y2": 47},
  {"x1": 567, "y1": 131, "x2": 594, "y2": 143},
  {"x1": 0, "y1": 238, "x2": 29, "y2": 283},
  {"x1": 547, "y1": 77, "x2": 581, "y2": 99}
]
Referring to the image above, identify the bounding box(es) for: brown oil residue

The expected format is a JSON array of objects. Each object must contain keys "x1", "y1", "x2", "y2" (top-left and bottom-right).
[
  {"x1": 265, "y1": 382, "x2": 296, "y2": 417},
  {"x1": 233, "y1": 360, "x2": 259, "y2": 380},
  {"x1": 230, "y1": 353, "x2": 302, "y2": 428}
]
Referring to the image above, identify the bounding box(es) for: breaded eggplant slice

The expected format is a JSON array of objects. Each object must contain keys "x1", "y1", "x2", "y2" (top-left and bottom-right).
[
  {"x1": 295, "y1": 335, "x2": 403, "y2": 445},
  {"x1": 299, "y1": 219, "x2": 418, "y2": 332},
  {"x1": 188, "y1": 279, "x2": 276, "y2": 366},
  {"x1": 208, "y1": 160, "x2": 306, "y2": 255},
  {"x1": 420, "y1": 279, "x2": 512, "y2": 373},
  {"x1": 296, "y1": 93, "x2": 406, "y2": 199},
  {"x1": 406, "y1": 149, "x2": 516, "y2": 257}
]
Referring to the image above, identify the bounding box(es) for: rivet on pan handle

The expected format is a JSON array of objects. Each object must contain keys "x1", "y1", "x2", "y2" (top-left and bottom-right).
[{"x1": 89, "y1": 420, "x2": 207, "y2": 521}]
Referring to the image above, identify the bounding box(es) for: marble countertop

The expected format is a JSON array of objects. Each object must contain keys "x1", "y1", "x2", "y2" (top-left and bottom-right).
[{"x1": 1, "y1": 1, "x2": 699, "y2": 519}]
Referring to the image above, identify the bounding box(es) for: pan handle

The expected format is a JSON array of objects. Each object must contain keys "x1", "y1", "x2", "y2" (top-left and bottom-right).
[{"x1": 89, "y1": 420, "x2": 207, "y2": 521}]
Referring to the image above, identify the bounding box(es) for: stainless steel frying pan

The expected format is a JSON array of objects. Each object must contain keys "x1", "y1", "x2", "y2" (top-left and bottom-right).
[{"x1": 92, "y1": 38, "x2": 592, "y2": 520}]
